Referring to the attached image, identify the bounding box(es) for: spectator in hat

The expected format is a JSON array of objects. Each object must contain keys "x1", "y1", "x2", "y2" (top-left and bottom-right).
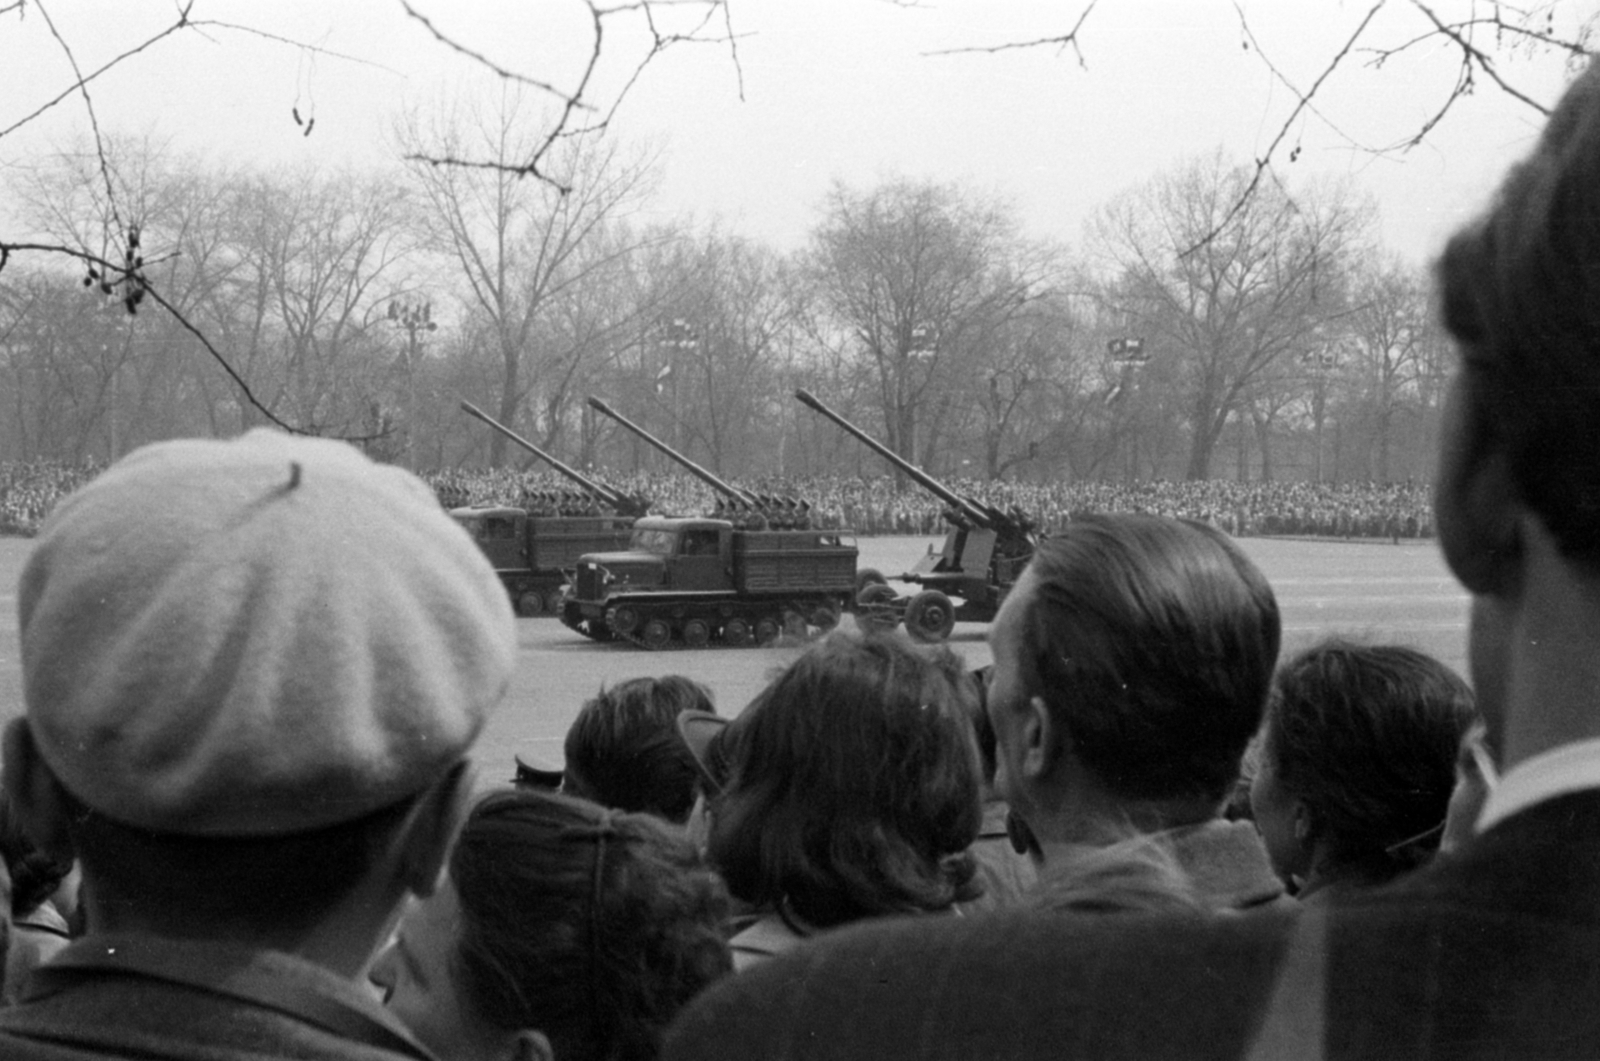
[
  {"x1": 1250, "y1": 640, "x2": 1478, "y2": 901},
  {"x1": 371, "y1": 787, "x2": 731, "y2": 1061},
  {"x1": 677, "y1": 630, "x2": 982, "y2": 969},
  {"x1": 561, "y1": 676, "x2": 718, "y2": 825},
  {"x1": 0, "y1": 429, "x2": 515, "y2": 1061}
]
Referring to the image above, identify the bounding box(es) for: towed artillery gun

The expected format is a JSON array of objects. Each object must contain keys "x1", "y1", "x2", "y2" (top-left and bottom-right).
[
  {"x1": 559, "y1": 397, "x2": 857, "y2": 649},
  {"x1": 455, "y1": 400, "x2": 647, "y2": 617},
  {"x1": 795, "y1": 388, "x2": 1037, "y2": 642}
]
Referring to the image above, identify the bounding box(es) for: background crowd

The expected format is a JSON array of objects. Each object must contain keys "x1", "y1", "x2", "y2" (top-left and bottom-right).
[{"x1": 0, "y1": 458, "x2": 1433, "y2": 541}]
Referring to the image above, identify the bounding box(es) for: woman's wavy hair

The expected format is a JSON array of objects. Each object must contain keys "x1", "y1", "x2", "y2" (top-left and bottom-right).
[
  {"x1": 450, "y1": 788, "x2": 731, "y2": 1061},
  {"x1": 1018, "y1": 514, "x2": 1281, "y2": 804},
  {"x1": 1265, "y1": 640, "x2": 1477, "y2": 875},
  {"x1": 708, "y1": 630, "x2": 983, "y2": 928}
]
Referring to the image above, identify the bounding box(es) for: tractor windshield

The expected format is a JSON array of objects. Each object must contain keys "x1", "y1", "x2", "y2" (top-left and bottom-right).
[{"x1": 629, "y1": 527, "x2": 678, "y2": 556}]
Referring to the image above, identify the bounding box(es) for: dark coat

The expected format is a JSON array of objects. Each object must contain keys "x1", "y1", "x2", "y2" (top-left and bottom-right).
[
  {"x1": 663, "y1": 790, "x2": 1600, "y2": 1061},
  {"x1": 0, "y1": 934, "x2": 434, "y2": 1061}
]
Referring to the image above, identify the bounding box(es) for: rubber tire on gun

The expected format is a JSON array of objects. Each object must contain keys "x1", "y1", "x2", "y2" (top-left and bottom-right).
[
  {"x1": 809, "y1": 601, "x2": 841, "y2": 633},
  {"x1": 904, "y1": 589, "x2": 956, "y2": 643},
  {"x1": 854, "y1": 568, "x2": 889, "y2": 596},
  {"x1": 856, "y1": 582, "x2": 900, "y2": 635}
]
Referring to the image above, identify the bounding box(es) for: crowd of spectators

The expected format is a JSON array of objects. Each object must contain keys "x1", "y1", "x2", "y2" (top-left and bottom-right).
[
  {"x1": 0, "y1": 458, "x2": 1432, "y2": 540},
  {"x1": 0, "y1": 461, "x2": 102, "y2": 537},
  {"x1": 427, "y1": 468, "x2": 1436, "y2": 540}
]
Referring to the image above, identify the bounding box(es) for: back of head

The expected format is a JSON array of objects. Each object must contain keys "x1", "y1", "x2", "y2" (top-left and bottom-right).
[
  {"x1": 1019, "y1": 514, "x2": 1281, "y2": 805},
  {"x1": 708, "y1": 631, "x2": 983, "y2": 927},
  {"x1": 1437, "y1": 60, "x2": 1600, "y2": 563},
  {"x1": 452, "y1": 788, "x2": 731, "y2": 1061},
  {"x1": 11, "y1": 429, "x2": 515, "y2": 927},
  {"x1": 1265, "y1": 641, "x2": 1477, "y2": 872},
  {"x1": 563, "y1": 676, "x2": 717, "y2": 823}
]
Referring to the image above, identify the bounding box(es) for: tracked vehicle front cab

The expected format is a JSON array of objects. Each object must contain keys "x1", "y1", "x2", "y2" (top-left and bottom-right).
[
  {"x1": 450, "y1": 505, "x2": 529, "y2": 572},
  {"x1": 570, "y1": 517, "x2": 734, "y2": 602}
]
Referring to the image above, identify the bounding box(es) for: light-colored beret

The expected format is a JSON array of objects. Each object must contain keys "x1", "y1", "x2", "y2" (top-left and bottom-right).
[{"x1": 18, "y1": 429, "x2": 516, "y2": 837}]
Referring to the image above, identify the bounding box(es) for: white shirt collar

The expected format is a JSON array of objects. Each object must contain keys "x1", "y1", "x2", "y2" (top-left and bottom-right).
[{"x1": 1477, "y1": 737, "x2": 1600, "y2": 834}]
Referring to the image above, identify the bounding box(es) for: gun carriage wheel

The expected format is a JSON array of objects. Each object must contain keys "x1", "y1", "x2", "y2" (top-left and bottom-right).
[
  {"x1": 905, "y1": 589, "x2": 956, "y2": 643},
  {"x1": 856, "y1": 583, "x2": 901, "y2": 634}
]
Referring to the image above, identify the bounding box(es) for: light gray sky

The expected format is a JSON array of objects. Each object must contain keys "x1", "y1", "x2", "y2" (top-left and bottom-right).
[{"x1": 0, "y1": 1, "x2": 1588, "y2": 264}]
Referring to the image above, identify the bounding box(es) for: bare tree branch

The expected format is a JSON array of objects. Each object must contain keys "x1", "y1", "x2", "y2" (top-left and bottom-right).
[
  {"x1": 1234, "y1": 3, "x2": 1368, "y2": 153},
  {"x1": 0, "y1": 6, "x2": 390, "y2": 144},
  {"x1": 1176, "y1": 3, "x2": 1382, "y2": 259},
  {"x1": 0, "y1": 238, "x2": 337, "y2": 436},
  {"x1": 399, "y1": 0, "x2": 740, "y2": 186},
  {"x1": 33, "y1": 0, "x2": 130, "y2": 248},
  {"x1": 397, "y1": 0, "x2": 581, "y2": 103},
  {"x1": 924, "y1": 0, "x2": 1095, "y2": 64}
]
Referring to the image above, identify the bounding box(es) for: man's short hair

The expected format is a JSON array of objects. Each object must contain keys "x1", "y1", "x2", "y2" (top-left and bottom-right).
[
  {"x1": 1437, "y1": 60, "x2": 1600, "y2": 561},
  {"x1": 562, "y1": 676, "x2": 717, "y2": 823},
  {"x1": 1016, "y1": 514, "x2": 1281, "y2": 804}
]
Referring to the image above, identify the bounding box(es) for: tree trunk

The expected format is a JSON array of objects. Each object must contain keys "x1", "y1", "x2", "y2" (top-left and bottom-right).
[
  {"x1": 493, "y1": 335, "x2": 520, "y2": 468},
  {"x1": 1252, "y1": 410, "x2": 1274, "y2": 483},
  {"x1": 1185, "y1": 395, "x2": 1224, "y2": 481}
]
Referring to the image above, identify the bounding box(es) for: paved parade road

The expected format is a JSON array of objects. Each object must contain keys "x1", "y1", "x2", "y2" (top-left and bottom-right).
[{"x1": 0, "y1": 533, "x2": 1468, "y2": 788}]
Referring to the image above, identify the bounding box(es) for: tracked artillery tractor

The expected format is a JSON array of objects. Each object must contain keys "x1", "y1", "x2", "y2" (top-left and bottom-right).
[
  {"x1": 454, "y1": 400, "x2": 646, "y2": 618},
  {"x1": 795, "y1": 388, "x2": 1038, "y2": 643},
  {"x1": 559, "y1": 397, "x2": 858, "y2": 650}
]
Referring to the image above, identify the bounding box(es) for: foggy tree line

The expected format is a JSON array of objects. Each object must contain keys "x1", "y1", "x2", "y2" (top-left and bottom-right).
[{"x1": 0, "y1": 101, "x2": 1452, "y2": 486}]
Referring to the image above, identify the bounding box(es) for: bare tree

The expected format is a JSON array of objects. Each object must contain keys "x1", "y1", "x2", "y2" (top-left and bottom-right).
[
  {"x1": 213, "y1": 166, "x2": 416, "y2": 435},
  {"x1": 1337, "y1": 256, "x2": 1438, "y2": 479},
  {"x1": 652, "y1": 232, "x2": 796, "y2": 476},
  {"x1": 1091, "y1": 151, "x2": 1370, "y2": 479},
  {"x1": 964, "y1": 288, "x2": 1083, "y2": 480},
  {"x1": 806, "y1": 178, "x2": 1051, "y2": 472},
  {"x1": 400, "y1": 90, "x2": 657, "y2": 465}
]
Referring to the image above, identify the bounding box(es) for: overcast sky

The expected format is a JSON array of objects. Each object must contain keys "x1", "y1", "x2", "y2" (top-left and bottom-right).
[{"x1": 0, "y1": 1, "x2": 1588, "y2": 265}]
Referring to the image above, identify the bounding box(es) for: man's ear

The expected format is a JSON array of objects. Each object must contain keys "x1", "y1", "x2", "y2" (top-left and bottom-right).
[
  {"x1": 2, "y1": 718, "x2": 76, "y2": 863},
  {"x1": 1018, "y1": 695, "x2": 1064, "y2": 784},
  {"x1": 508, "y1": 1028, "x2": 554, "y2": 1061},
  {"x1": 395, "y1": 759, "x2": 473, "y2": 899},
  {"x1": 1436, "y1": 371, "x2": 1523, "y2": 596},
  {"x1": 1292, "y1": 800, "x2": 1316, "y2": 849}
]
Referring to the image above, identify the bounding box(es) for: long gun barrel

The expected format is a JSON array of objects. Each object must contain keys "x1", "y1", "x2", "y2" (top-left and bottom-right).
[
  {"x1": 795, "y1": 388, "x2": 992, "y2": 530},
  {"x1": 460, "y1": 400, "x2": 631, "y2": 509},
  {"x1": 587, "y1": 396, "x2": 761, "y2": 507}
]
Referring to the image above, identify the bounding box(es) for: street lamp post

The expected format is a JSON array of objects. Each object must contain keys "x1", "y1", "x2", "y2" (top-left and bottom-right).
[{"x1": 388, "y1": 299, "x2": 436, "y2": 470}]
